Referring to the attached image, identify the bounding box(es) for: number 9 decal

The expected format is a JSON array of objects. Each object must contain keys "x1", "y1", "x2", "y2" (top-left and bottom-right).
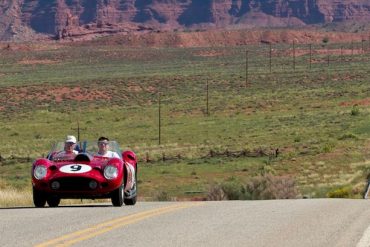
[
  {"x1": 60, "y1": 164, "x2": 92, "y2": 174},
  {"x1": 70, "y1": 165, "x2": 82, "y2": 172}
]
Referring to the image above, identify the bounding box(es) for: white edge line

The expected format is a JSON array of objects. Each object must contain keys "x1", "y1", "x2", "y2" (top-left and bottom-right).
[{"x1": 356, "y1": 225, "x2": 370, "y2": 247}]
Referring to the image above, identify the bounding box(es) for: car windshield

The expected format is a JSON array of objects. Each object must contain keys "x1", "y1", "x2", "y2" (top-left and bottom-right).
[{"x1": 48, "y1": 140, "x2": 122, "y2": 160}]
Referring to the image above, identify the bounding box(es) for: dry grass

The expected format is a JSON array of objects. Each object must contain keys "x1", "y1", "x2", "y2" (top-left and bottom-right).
[
  {"x1": 0, "y1": 188, "x2": 112, "y2": 207},
  {"x1": 0, "y1": 189, "x2": 33, "y2": 207}
]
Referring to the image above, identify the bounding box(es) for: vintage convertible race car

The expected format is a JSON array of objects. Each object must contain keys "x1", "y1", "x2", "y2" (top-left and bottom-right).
[{"x1": 31, "y1": 140, "x2": 137, "y2": 207}]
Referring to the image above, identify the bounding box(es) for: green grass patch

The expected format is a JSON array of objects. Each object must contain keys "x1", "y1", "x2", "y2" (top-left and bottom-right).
[{"x1": 1, "y1": 41, "x2": 370, "y2": 202}]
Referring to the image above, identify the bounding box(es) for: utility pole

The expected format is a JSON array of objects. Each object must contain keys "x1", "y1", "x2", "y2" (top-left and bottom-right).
[
  {"x1": 158, "y1": 92, "x2": 161, "y2": 145},
  {"x1": 206, "y1": 79, "x2": 209, "y2": 116},
  {"x1": 309, "y1": 44, "x2": 312, "y2": 69},
  {"x1": 293, "y1": 41, "x2": 296, "y2": 71},
  {"x1": 71, "y1": 120, "x2": 81, "y2": 142},
  {"x1": 269, "y1": 43, "x2": 272, "y2": 73}
]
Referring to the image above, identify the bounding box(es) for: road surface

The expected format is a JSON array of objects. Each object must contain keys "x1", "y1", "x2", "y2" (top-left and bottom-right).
[{"x1": 1, "y1": 199, "x2": 370, "y2": 247}]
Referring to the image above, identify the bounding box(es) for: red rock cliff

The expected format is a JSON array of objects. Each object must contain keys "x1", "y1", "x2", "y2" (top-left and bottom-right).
[{"x1": 1, "y1": 0, "x2": 370, "y2": 41}]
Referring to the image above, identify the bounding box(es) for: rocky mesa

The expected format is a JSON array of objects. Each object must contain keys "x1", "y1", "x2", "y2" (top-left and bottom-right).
[{"x1": 1, "y1": 0, "x2": 370, "y2": 41}]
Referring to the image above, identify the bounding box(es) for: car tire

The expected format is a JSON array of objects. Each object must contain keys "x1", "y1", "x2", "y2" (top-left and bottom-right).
[
  {"x1": 47, "y1": 196, "x2": 61, "y2": 207},
  {"x1": 124, "y1": 193, "x2": 137, "y2": 205},
  {"x1": 124, "y1": 165, "x2": 137, "y2": 206},
  {"x1": 124, "y1": 181, "x2": 137, "y2": 205},
  {"x1": 33, "y1": 187, "x2": 46, "y2": 208},
  {"x1": 111, "y1": 184, "x2": 124, "y2": 207}
]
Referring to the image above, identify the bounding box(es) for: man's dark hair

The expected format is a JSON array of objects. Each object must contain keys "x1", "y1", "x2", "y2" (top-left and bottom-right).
[{"x1": 98, "y1": 136, "x2": 109, "y2": 142}]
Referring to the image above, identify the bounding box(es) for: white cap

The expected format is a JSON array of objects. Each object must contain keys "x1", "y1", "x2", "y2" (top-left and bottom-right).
[{"x1": 65, "y1": 135, "x2": 76, "y2": 144}]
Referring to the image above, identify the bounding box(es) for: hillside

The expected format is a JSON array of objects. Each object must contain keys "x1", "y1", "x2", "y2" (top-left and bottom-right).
[{"x1": 1, "y1": 0, "x2": 370, "y2": 41}]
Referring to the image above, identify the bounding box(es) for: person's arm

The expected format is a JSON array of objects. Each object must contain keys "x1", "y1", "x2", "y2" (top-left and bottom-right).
[{"x1": 54, "y1": 151, "x2": 64, "y2": 157}]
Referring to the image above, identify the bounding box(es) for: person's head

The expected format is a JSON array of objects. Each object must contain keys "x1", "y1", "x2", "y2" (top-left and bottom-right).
[
  {"x1": 64, "y1": 135, "x2": 76, "y2": 153},
  {"x1": 97, "y1": 136, "x2": 109, "y2": 154}
]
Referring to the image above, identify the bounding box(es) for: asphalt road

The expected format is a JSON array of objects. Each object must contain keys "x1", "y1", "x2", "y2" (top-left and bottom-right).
[{"x1": 1, "y1": 199, "x2": 370, "y2": 247}]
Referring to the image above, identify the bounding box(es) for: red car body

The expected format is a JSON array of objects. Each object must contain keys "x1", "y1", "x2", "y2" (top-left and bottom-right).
[{"x1": 31, "y1": 141, "x2": 137, "y2": 207}]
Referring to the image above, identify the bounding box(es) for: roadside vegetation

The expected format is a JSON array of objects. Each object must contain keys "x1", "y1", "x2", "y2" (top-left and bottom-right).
[{"x1": 0, "y1": 39, "x2": 370, "y2": 206}]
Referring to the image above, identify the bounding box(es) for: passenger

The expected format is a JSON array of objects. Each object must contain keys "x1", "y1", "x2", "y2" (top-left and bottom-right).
[
  {"x1": 54, "y1": 135, "x2": 78, "y2": 158},
  {"x1": 95, "y1": 136, "x2": 120, "y2": 158}
]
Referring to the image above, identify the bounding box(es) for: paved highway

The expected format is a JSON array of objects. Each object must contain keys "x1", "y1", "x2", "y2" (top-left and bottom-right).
[{"x1": 1, "y1": 199, "x2": 370, "y2": 247}]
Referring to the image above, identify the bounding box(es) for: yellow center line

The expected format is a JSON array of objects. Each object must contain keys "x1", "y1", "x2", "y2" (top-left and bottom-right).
[{"x1": 35, "y1": 203, "x2": 204, "y2": 247}]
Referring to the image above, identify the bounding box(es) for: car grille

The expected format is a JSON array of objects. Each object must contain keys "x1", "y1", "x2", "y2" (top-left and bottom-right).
[{"x1": 53, "y1": 177, "x2": 96, "y2": 191}]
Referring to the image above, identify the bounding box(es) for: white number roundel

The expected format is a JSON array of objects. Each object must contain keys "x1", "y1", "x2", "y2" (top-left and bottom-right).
[{"x1": 60, "y1": 164, "x2": 92, "y2": 174}]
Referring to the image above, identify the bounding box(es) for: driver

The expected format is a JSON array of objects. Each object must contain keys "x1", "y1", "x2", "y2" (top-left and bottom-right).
[
  {"x1": 54, "y1": 135, "x2": 78, "y2": 158},
  {"x1": 95, "y1": 136, "x2": 120, "y2": 158}
]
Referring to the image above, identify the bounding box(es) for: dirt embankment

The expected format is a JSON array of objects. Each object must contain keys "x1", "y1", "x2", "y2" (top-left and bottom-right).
[
  {"x1": 91, "y1": 29, "x2": 369, "y2": 48},
  {"x1": 1, "y1": 29, "x2": 368, "y2": 49}
]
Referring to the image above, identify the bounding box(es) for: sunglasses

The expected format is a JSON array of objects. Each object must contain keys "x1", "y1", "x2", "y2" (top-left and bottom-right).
[{"x1": 98, "y1": 142, "x2": 109, "y2": 145}]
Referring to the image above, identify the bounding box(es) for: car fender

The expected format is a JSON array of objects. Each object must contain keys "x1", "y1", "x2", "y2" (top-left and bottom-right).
[{"x1": 122, "y1": 151, "x2": 137, "y2": 170}]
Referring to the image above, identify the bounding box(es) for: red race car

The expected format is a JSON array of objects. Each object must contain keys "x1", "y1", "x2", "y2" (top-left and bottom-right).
[{"x1": 31, "y1": 140, "x2": 137, "y2": 207}]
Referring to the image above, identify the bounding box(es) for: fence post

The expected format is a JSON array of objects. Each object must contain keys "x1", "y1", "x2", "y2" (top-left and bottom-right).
[{"x1": 245, "y1": 50, "x2": 249, "y2": 87}]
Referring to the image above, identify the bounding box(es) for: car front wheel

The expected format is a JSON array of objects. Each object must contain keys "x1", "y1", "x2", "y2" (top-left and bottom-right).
[
  {"x1": 33, "y1": 187, "x2": 46, "y2": 208},
  {"x1": 124, "y1": 166, "x2": 137, "y2": 205},
  {"x1": 124, "y1": 182, "x2": 137, "y2": 205},
  {"x1": 111, "y1": 184, "x2": 124, "y2": 207},
  {"x1": 47, "y1": 196, "x2": 61, "y2": 207}
]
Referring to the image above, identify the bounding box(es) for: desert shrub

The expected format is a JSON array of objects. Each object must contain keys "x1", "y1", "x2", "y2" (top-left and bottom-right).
[
  {"x1": 161, "y1": 169, "x2": 170, "y2": 174},
  {"x1": 327, "y1": 187, "x2": 351, "y2": 198},
  {"x1": 352, "y1": 183, "x2": 367, "y2": 198},
  {"x1": 207, "y1": 177, "x2": 244, "y2": 200},
  {"x1": 322, "y1": 36, "x2": 329, "y2": 44},
  {"x1": 207, "y1": 175, "x2": 298, "y2": 200},
  {"x1": 321, "y1": 142, "x2": 335, "y2": 153},
  {"x1": 338, "y1": 133, "x2": 358, "y2": 140},
  {"x1": 207, "y1": 183, "x2": 227, "y2": 201},
  {"x1": 220, "y1": 180, "x2": 244, "y2": 200},
  {"x1": 257, "y1": 163, "x2": 276, "y2": 176},
  {"x1": 351, "y1": 105, "x2": 360, "y2": 116},
  {"x1": 244, "y1": 174, "x2": 298, "y2": 200},
  {"x1": 154, "y1": 191, "x2": 171, "y2": 201}
]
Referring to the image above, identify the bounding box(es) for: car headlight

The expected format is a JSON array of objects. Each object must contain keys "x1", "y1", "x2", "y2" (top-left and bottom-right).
[
  {"x1": 34, "y1": 166, "x2": 47, "y2": 180},
  {"x1": 104, "y1": 165, "x2": 118, "y2": 180}
]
